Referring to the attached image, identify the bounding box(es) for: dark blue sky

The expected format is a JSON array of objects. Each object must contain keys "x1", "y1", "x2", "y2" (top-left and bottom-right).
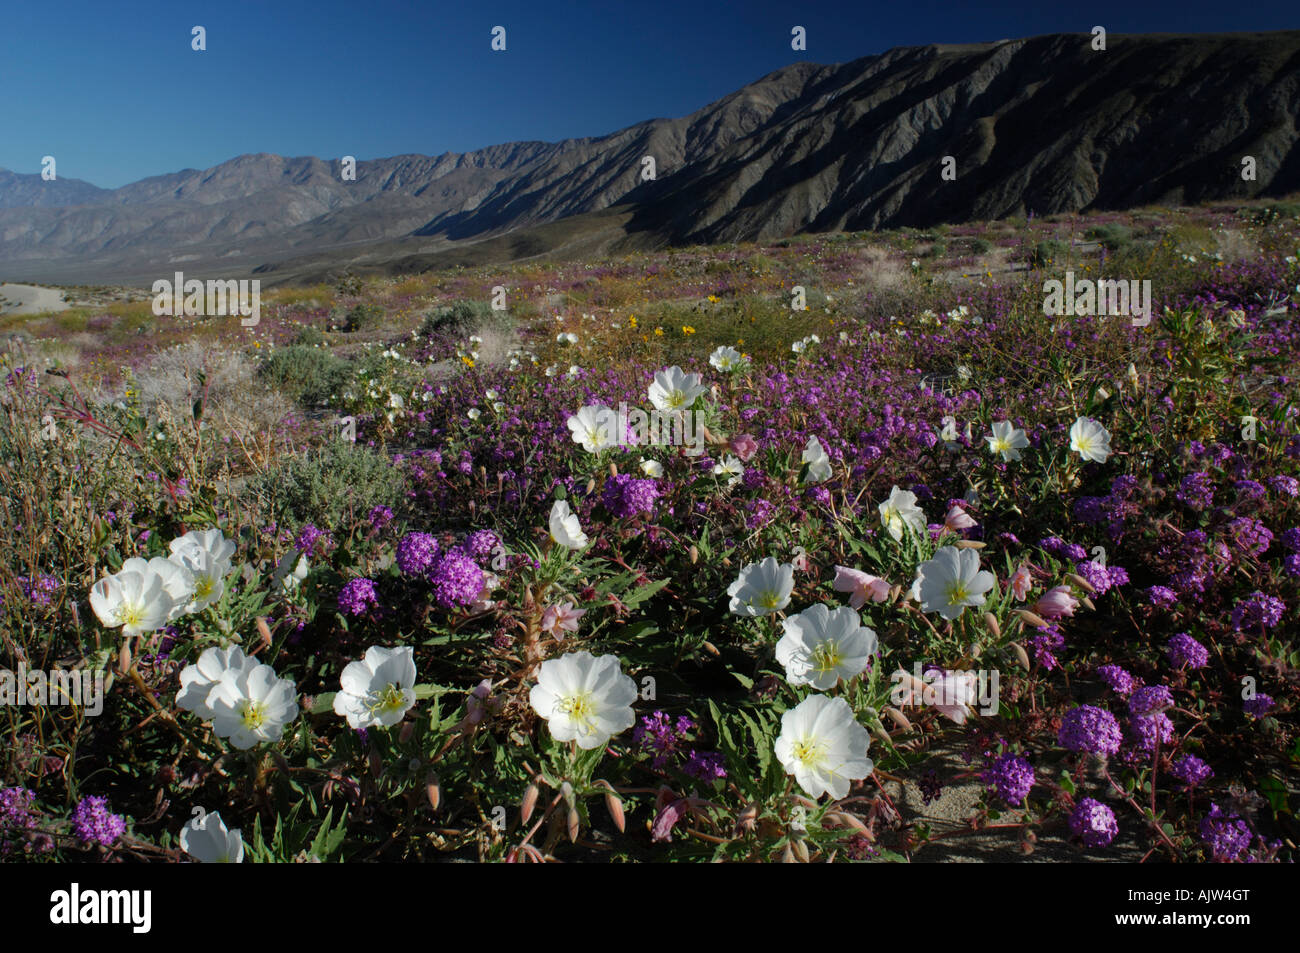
[{"x1": 2, "y1": 0, "x2": 1296, "y2": 187}]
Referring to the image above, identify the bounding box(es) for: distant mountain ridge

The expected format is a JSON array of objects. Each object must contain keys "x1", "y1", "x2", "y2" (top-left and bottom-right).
[{"x1": 3, "y1": 31, "x2": 1299, "y2": 285}]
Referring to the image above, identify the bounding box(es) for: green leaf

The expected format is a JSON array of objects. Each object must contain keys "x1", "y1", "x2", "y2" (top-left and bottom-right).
[{"x1": 310, "y1": 692, "x2": 337, "y2": 714}]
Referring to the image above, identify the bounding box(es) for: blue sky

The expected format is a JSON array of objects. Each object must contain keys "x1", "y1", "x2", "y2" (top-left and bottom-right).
[{"x1": 2, "y1": 0, "x2": 1296, "y2": 188}]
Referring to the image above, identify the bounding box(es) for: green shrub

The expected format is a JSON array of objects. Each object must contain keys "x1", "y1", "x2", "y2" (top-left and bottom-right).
[
  {"x1": 250, "y1": 441, "x2": 409, "y2": 529},
  {"x1": 257, "y1": 345, "x2": 350, "y2": 406},
  {"x1": 1084, "y1": 224, "x2": 1133, "y2": 252},
  {"x1": 340, "y1": 303, "x2": 383, "y2": 332},
  {"x1": 1031, "y1": 239, "x2": 1068, "y2": 266},
  {"x1": 970, "y1": 237, "x2": 994, "y2": 254},
  {"x1": 418, "y1": 299, "x2": 506, "y2": 338},
  {"x1": 293, "y1": 325, "x2": 325, "y2": 346}
]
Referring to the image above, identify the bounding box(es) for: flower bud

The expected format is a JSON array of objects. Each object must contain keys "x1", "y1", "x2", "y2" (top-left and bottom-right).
[
  {"x1": 567, "y1": 806, "x2": 581, "y2": 843},
  {"x1": 520, "y1": 782, "x2": 539, "y2": 824},
  {"x1": 983, "y1": 612, "x2": 1000, "y2": 638},
  {"x1": 426, "y1": 772, "x2": 441, "y2": 811}
]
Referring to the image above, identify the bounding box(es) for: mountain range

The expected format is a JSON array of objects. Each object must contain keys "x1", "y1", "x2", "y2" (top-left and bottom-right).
[{"x1": 3, "y1": 29, "x2": 1299, "y2": 287}]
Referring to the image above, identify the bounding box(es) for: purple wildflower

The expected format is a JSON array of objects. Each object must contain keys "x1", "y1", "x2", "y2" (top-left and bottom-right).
[
  {"x1": 983, "y1": 753, "x2": 1035, "y2": 806},
  {"x1": 1058, "y1": 705, "x2": 1123, "y2": 757},
  {"x1": 1167, "y1": 633, "x2": 1208, "y2": 669},
  {"x1": 428, "y1": 550, "x2": 485, "y2": 609},
  {"x1": 337, "y1": 577, "x2": 380, "y2": 617},
  {"x1": 396, "y1": 532, "x2": 440, "y2": 576},
  {"x1": 1069, "y1": 798, "x2": 1119, "y2": 847},
  {"x1": 1170, "y1": 755, "x2": 1214, "y2": 788},
  {"x1": 1199, "y1": 804, "x2": 1252, "y2": 862},
  {"x1": 71, "y1": 796, "x2": 126, "y2": 848},
  {"x1": 1097, "y1": 664, "x2": 1139, "y2": 696}
]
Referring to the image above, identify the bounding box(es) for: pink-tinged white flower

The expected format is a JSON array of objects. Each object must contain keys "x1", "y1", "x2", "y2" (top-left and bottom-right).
[
  {"x1": 89, "y1": 557, "x2": 194, "y2": 636},
  {"x1": 802, "y1": 436, "x2": 832, "y2": 483},
  {"x1": 774, "y1": 694, "x2": 874, "y2": 799},
  {"x1": 549, "y1": 499, "x2": 589, "y2": 550},
  {"x1": 1036, "y1": 585, "x2": 1079, "y2": 620},
  {"x1": 180, "y1": 811, "x2": 243, "y2": 863},
  {"x1": 647, "y1": 366, "x2": 706, "y2": 413},
  {"x1": 565, "y1": 404, "x2": 619, "y2": 453},
  {"x1": 176, "y1": 644, "x2": 260, "y2": 719},
  {"x1": 775, "y1": 603, "x2": 878, "y2": 690},
  {"x1": 712, "y1": 455, "x2": 745, "y2": 486},
  {"x1": 333, "y1": 646, "x2": 417, "y2": 730},
  {"x1": 729, "y1": 433, "x2": 759, "y2": 462},
  {"x1": 1010, "y1": 563, "x2": 1033, "y2": 602},
  {"x1": 465, "y1": 679, "x2": 502, "y2": 725},
  {"x1": 541, "y1": 601, "x2": 587, "y2": 640},
  {"x1": 207, "y1": 662, "x2": 298, "y2": 750},
  {"x1": 986, "y1": 420, "x2": 1029, "y2": 462},
  {"x1": 878, "y1": 485, "x2": 926, "y2": 542},
  {"x1": 833, "y1": 566, "x2": 891, "y2": 609},
  {"x1": 1069, "y1": 416, "x2": 1113, "y2": 463},
  {"x1": 893, "y1": 667, "x2": 980, "y2": 724},
  {"x1": 528, "y1": 651, "x2": 637, "y2": 750},
  {"x1": 726, "y1": 557, "x2": 795, "y2": 616},
  {"x1": 470, "y1": 572, "x2": 500, "y2": 611},
  {"x1": 916, "y1": 547, "x2": 996, "y2": 620},
  {"x1": 943, "y1": 504, "x2": 977, "y2": 533},
  {"x1": 168, "y1": 528, "x2": 236, "y2": 613}
]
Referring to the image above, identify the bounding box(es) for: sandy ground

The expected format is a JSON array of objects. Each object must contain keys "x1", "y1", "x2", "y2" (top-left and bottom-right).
[{"x1": 0, "y1": 282, "x2": 74, "y2": 316}]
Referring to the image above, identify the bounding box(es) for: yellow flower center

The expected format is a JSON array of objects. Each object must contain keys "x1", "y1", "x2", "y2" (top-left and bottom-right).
[
  {"x1": 945, "y1": 582, "x2": 971, "y2": 605},
  {"x1": 194, "y1": 576, "x2": 214, "y2": 600},
  {"x1": 757, "y1": 589, "x2": 782, "y2": 610},
  {"x1": 367, "y1": 684, "x2": 407, "y2": 716},
  {"x1": 811, "y1": 642, "x2": 843, "y2": 675},
  {"x1": 116, "y1": 603, "x2": 144, "y2": 628},
  {"x1": 792, "y1": 738, "x2": 826, "y2": 768},
  {"x1": 557, "y1": 692, "x2": 598, "y2": 735},
  {"x1": 240, "y1": 700, "x2": 267, "y2": 730}
]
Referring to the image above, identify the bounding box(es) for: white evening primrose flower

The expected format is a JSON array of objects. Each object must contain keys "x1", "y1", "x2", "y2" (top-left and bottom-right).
[
  {"x1": 567, "y1": 365, "x2": 582, "y2": 378},
  {"x1": 802, "y1": 435, "x2": 832, "y2": 483},
  {"x1": 1069, "y1": 416, "x2": 1112, "y2": 463},
  {"x1": 639, "y1": 458, "x2": 664, "y2": 478},
  {"x1": 485, "y1": 389, "x2": 499, "y2": 401},
  {"x1": 549, "y1": 499, "x2": 589, "y2": 550},
  {"x1": 466, "y1": 407, "x2": 481, "y2": 421},
  {"x1": 176, "y1": 644, "x2": 259, "y2": 719},
  {"x1": 168, "y1": 528, "x2": 236, "y2": 614},
  {"x1": 333, "y1": 646, "x2": 418, "y2": 729},
  {"x1": 878, "y1": 485, "x2": 925, "y2": 542},
  {"x1": 712, "y1": 455, "x2": 745, "y2": 486},
  {"x1": 775, "y1": 603, "x2": 878, "y2": 690},
  {"x1": 528, "y1": 651, "x2": 637, "y2": 750},
  {"x1": 774, "y1": 694, "x2": 874, "y2": 799},
  {"x1": 566, "y1": 404, "x2": 619, "y2": 453},
  {"x1": 985, "y1": 420, "x2": 1030, "y2": 462},
  {"x1": 727, "y1": 557, "x2": 795, "y2": 617},
  {"x1": 206, "y1": 662, "x2": 298, "y2": 750},
  {"x1": 648, "y1": 365, "x2": 707, "y2": 413},
  {"x1": 89, "y1": 558, "x2": 193, "y2": 636},
  {"x1": 180, "y1": 811, "x2": 244, "y2": 864},
  {"x1": 916, "y1": 546, "x2": 996, "y2": 621},
  {"x1": 556, "y1": 332, "x2": 579, "y2": 345},
  {"x1": 272, "y1": 550, "x2": 309, "y2": 593},
  {"x1": 709, "y1": 345, "x2": 746, "y2": 372}
]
